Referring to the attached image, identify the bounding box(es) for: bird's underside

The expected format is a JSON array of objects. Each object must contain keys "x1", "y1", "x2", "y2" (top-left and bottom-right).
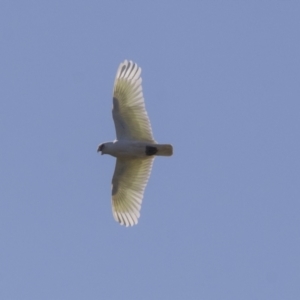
[{"x1": 98, "y1": 60, "x2": 173, "y2": 227}]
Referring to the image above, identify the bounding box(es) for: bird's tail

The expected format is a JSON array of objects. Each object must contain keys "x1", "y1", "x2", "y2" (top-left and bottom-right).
[{"x1": 153, "y1": 144, "x2": 173, "y2": 156}]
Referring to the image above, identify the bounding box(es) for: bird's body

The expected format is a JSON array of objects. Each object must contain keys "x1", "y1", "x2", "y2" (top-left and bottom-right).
[
  {"x1": 98, "y1": 60, "x2": 173, "y2": 227},
  {"x1": 100, "y1": 140, "x2": 173, "y2": 158}
]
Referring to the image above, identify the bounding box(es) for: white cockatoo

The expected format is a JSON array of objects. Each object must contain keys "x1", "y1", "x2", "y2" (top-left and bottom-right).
[{"x1": 98, "y1": 60, "x2": 173, "y2": 227}]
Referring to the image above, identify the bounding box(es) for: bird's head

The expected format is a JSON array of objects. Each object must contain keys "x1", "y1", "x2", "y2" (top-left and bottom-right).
[
  {"x1": 97, "y1": 142, "x2": 115, "y2": 155},
  {"x1": 97, "y1": 143, "x2": 105, "y2": 155}
]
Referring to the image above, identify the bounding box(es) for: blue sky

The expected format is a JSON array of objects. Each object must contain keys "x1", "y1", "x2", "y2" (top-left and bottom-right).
[{"x1": 1, "y1": 1, "x2": 300, "y2": 299}]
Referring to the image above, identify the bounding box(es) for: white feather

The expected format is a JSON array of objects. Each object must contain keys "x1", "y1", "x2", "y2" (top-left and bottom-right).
[
  {"x1": 111, "y1": 157, "x2": 154, "y2": 226},
  {"x1": 112, "y1": 60, "x2": 155, "y2": 143}
]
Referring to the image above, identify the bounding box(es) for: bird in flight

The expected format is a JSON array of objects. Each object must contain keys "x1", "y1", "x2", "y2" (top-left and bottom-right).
[{"x1": 97, "y1": 60, "x2": 173, "y2": 227}]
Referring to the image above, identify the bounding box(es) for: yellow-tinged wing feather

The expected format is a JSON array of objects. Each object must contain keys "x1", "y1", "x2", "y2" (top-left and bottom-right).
[
  {"x1": 113, "y1": 60, "x2": 155, "y2": 142},
  {"x1": 111, "y1": 157, "x2": 154, "y2": 226}
]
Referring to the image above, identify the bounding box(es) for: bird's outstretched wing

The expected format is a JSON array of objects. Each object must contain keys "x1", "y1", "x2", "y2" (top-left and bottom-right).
[
  {"x1": 112, "y1": 60, "x2": 155, "y2": 142},
  {"x1": 111, "y1": 157, "x2": 154, "y2": 226}
]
